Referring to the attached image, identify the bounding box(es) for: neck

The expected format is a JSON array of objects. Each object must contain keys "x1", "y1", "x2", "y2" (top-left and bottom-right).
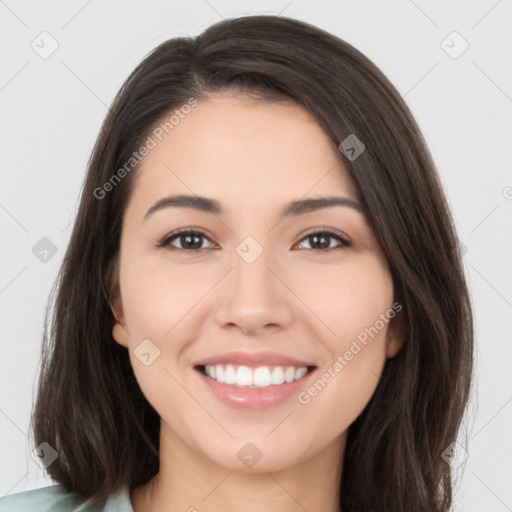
[{"x1": 132, "y1": 423, "x2": 345, "y2": 512}]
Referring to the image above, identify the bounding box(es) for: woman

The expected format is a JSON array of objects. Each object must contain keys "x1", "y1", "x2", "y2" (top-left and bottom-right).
[{"x1": 0, "y1": 14, "x2": 474, "y2": 512}]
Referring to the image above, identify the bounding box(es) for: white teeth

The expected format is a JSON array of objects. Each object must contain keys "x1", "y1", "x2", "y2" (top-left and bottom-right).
[
  {"x1": 295, "y1": 367, "x2": 308, "y2": 380},
  {"x1": 253, "y1": 367, "x2": 272, "y2": 388},
  {"x1": 271, "y1": 367, "x2": 285, "y2": 385},
  {"x1": 224, "y1": 364, "x2": 236, "y2": 385},
  {"x1": 284, "y1": 367, "x2": 295, "y2": 383},
  {"x1": 236, "y1": 366, "x2": 253, "y2": 386},
  {"x1": 203, "y1": 364, "x2": 311, "y2": 388},
  {"x1": 207, "y1": 365, "x2": 216, "y2": 379}
]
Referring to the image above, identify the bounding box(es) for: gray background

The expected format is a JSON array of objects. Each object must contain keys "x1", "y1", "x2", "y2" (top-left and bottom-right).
[{"x1": 1, "y1": 1, "x2": 511, "y2": 511}]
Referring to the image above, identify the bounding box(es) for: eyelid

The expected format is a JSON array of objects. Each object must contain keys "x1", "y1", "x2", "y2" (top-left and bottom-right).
[
  {"x1": 156, "y1": 226, "x2": 351, "y2": 252},
  {"x1": 295, "y1": 227, "x2": 351, "y2": 247},
  {"x1": 156, "y1": 227, "x2": 215, "y2": 250}
]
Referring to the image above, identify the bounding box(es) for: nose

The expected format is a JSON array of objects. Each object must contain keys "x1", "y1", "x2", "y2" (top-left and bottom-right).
[{"x1": 214, "y1": 243, "x2": 294, "y2": 336}]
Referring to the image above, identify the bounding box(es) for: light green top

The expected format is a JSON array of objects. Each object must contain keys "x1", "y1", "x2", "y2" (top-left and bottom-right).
[{"x1": 0, "y1": 485, "x2": 133, "y2": 511}]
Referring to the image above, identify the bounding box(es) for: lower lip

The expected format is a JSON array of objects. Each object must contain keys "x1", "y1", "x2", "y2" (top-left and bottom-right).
[{"x1": 195, "y1": 368, "x2": 316, "y2": 409}]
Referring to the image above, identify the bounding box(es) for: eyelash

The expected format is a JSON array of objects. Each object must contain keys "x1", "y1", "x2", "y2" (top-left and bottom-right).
[{"x1": 156, "y1": 227, "x2": 351, "y2": 254}]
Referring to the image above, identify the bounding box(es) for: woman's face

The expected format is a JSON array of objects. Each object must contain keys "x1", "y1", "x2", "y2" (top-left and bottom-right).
[{"x1": 112, "y1": 91, "x2": 405, "y2": 473}]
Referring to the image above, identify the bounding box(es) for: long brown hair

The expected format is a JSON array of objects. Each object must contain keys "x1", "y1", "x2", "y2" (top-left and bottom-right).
[{"x1": 31, "y1": 14, "x2": 474, "y2": 511}]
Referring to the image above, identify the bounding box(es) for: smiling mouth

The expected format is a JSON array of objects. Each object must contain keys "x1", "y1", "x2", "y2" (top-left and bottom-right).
[{"x1": 194, "y1": 364, "x2": 317, "y2": 389}]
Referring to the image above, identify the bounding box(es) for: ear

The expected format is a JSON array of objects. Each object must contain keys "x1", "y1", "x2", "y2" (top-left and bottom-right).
[
  {"x1": 385, "y1": 303, "x2": 407, "y2": 359},
  {"x1": 111, "y1": 285, "x2": 130, "y2": 348},
  {"x1": 108, "y1": 261, "x2": 130, "y2": 348}
]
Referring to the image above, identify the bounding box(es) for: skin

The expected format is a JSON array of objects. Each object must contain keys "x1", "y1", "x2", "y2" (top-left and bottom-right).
[{"x1": 111, "y1": 91, "x2": 406, "y2": 512}]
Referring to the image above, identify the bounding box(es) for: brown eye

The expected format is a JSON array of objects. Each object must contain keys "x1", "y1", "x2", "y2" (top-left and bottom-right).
[
  {"x1": 157, "y1": 230, "x2": 215, "y2": 253},
  {"x1": 157, "y1": 228, "x2": 351, "y2": 254},
  {"x1": 295, "y1": 229, "x2": 351, "y2": 251}
]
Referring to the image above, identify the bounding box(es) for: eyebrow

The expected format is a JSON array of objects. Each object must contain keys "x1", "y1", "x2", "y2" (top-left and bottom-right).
[{"x1": 143, "y1": 194, "x2": 365, "y2": 222}]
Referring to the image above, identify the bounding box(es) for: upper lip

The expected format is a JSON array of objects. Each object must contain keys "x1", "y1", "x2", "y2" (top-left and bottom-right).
[{"x1": 193, "y1": 351, "x2": 316, "y2": 369}]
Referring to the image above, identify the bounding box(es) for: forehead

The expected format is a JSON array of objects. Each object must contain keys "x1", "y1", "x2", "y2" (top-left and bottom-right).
[{"x1": 130, "y1": 93, "x2": 359, "y2": 217}]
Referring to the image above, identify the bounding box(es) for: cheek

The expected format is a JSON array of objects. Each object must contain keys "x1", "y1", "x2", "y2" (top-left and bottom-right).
[
  {"x1": 120, "y1": 256, "x2": 205, "y2": 338},
  {"x1": 291, "y1": 255, "x2": 394, "y2": 434},
  {"x1": 115, "y1": 254, "x2": 197, "y2": 393},
  {"x1": 293, "y1": 252, "x2": 394, "y2": 346}
]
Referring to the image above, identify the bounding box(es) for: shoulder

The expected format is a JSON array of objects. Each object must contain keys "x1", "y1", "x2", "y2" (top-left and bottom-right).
[
  {"x1": 0, "y1": 484, "x2": 132, "y2": 512},
  {"x1": 0, "y1": 485, "x2": 88, "y2": 511}
]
